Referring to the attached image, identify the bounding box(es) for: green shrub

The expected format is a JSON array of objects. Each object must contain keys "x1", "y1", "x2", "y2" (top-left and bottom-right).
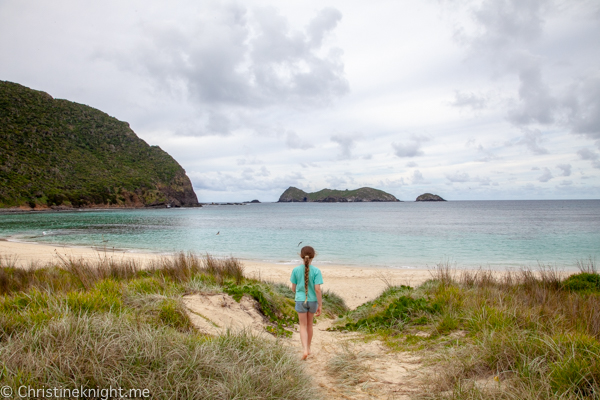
[
  {"x1": 562, "y1": 273, "x2": 600, "y2": 293},
  {"x1": 126, "y1": 277, "x2": 166, "y2": 295},
  {"x1": 322, "y1": 289, "x2": 349, "y2": 318},
  {"x1": 157, "y1": 299, "x2": 194, "y2": 332},
  {"x1": 339, "y1": 295, "x2": 440, "y2": 333}
]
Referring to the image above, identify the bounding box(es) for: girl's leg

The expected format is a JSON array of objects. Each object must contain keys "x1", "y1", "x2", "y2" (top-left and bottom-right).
[
  {"x1": 306, "y1": 312, "x2": 315, "y2": 355},
  {"x1": 297, "y1": 312, "x2": 309, "y2": 360}
]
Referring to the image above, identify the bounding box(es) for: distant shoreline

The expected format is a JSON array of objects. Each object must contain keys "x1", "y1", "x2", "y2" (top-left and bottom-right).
[{"x1": 1, "y1": 198, "x2": 599, "y2": 214}]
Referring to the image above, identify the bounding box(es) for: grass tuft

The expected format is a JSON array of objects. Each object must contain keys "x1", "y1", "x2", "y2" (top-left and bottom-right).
[
  {"x1": 326, "y1": 344, "x2": 372, "y2": 387},
  {"x1": 0, "y1": 313, "x2": 317, "y2": 399}
]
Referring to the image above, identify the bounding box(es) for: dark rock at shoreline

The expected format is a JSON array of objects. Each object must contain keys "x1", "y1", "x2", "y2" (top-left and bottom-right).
[
  {"x1": 278, "y1": 187, "x2": 400, "y2": 202},
  {"x1": 415, "y1": 193, "x2": 446, "y2": 202}
]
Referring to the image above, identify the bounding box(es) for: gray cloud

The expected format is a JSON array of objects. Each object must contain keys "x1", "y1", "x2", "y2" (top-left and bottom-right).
[
  {"x1": 507, "y1": 55, "x2": 557, "y2": 126},
  {"x1": 446, "y1": 171, "x2": 470, "y2": 183},
  {"x1": 392, "y1": 135, "x2": 430, "y2": 158},
  {"x1": 325, "y1": 173, "x2": 355, "y2": 188},
  {"x1": 286, "y1": 131, "x2": 313, "y2": 150},
  {"x1": 236, "y1": 157, "x2": 263, "y2": 165},
  {"x1": 257, "y1": 166, "x2": 271, "y2": 177},
  {"x1": 445, "y1": 171, "x2": 494, "y2": 186},
  {"x1": 577, "y1": 148, "x2": 600, "y2": 169},
  {"x1": 392, "y1": 142, "x2": 422, "y2": 158},
  {"x1": 556, "y1": 164, "x2": 571, "y2": 177},
  {"x1": 206, "y1": 111, "x2": 236, "y2": 136},
  {"x1": 405, "y1": 161, "x2": 418, "y2": 168},
  {"x1": 192, "y1": 170, "x2": 303, "y2": 192},
  {"x1": 476, "y1": 144, "x2": 499, "y2": 162},
  {"x1": 538, "y1": 167, "x2": 553, "y2": 182},
  {"x1": 478, "y1": 177, "x2": 491, "y2": 186},
  {"x1": 331, "y1": 134, "x2": 360, "y2": 159},
  {"x1": 450, "y1": 90, "x2": 487, "y2": 110},
  {"x1": 106, "y1": 5, "x2": 348, "y2": 137},
  {"x1": 462, "y1": 0, "x2": 546, "y2": 53},
  {"x1": 307, "y1": 8, "x2": 343, "y2": 48},
  {"x1": 564, "y1": 75, "x2": 600, "y2": 142},
  {"x1": 411, "y1": 170, "x2": 426, "y2": 184},
  {"x1": 452, "y1": 0, "x2": 600, "y2": 149},
  {"x1": 508, "y1": 128, "x2": 548, "y2": 155},
  {"x1": 378, "y1": 177, "x2": 407, "y2": 188}
]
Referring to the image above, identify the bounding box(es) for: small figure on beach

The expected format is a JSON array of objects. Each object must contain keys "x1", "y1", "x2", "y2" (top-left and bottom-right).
[{"x1": 290, "y1": 245, "x2": 323, "y2": 360}]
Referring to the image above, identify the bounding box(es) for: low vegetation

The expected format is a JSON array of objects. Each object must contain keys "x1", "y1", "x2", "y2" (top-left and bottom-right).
[
  {"x1": 331, "y1": 260, "x2": 600, "y2": 399},
  {"x1": 0, "y1": 252, "x2": 350, "y2": 399},
  {"x1": 326, "y1": 343, "x2": 373, "y2": 389}
]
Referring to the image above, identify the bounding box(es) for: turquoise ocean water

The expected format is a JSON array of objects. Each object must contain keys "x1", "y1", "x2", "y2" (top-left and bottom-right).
[{"x1": 0, "y1": 201, "x2": 599, "y2": 270}]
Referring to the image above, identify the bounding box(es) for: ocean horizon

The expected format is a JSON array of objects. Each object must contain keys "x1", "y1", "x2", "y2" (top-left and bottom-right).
[{"x1": 1, "y1": 200, "x2": 598, "y2": 271}]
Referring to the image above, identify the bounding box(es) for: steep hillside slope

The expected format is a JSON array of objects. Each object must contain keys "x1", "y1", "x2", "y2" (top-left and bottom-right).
[{"x1": 0, "y1": 81, "x2": 198, "y2": 208}]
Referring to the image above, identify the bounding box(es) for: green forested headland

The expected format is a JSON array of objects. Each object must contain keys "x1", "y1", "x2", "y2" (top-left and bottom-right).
[
  {"x1": 0, "y1": 81, "x2": 198, "y2": 208},
  {"x1": 278, "y1": 186, "x2": 399, "y2": 202}
]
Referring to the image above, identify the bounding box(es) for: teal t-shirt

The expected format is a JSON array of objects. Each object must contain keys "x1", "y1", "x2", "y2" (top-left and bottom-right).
[{"x1": 290, "y1": 265, "x2": 323, "y2": 302}]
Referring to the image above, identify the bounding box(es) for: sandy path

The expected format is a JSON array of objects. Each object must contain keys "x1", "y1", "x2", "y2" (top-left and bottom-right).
[
  {"x1": 288, "y1": 318, "x2": 427, "y2": 399},
  {"x1": 182, "y1": 291, "x2": 428, "y2": 399}
]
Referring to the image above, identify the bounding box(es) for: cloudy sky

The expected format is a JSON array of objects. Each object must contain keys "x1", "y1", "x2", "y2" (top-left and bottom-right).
[{"x1": 1, "y1": 0, "x2": 599, "y2": 201}]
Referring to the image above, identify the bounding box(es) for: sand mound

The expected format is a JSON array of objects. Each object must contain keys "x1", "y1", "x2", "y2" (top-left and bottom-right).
[{"x1": 182, "y1": 293, "x2": 270, "y2": 336}]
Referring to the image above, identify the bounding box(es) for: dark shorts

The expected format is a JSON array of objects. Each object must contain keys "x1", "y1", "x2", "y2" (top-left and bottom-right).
[{"x1": 295, "y1": 301, "x2": 318, "y2": 313}]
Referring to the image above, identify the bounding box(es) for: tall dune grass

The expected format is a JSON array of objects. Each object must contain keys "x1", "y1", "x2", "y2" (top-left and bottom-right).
[
  {"x1": 0, "y1": 252, "x2": 333, "y2": 399},
  {"x1": 332, "y1": 261, "x2": 600, "y2": 399},
  {"x1": 1, "y1": 313, "x2": 316, "y2": 399},
  {"x1": 0, "y1": 252, "x2": 245, "y2": 295}
]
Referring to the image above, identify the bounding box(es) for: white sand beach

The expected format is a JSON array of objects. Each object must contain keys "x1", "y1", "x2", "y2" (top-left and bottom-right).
[{"x1": 0, "y1": 239, "x2": 433, "y2": 308}]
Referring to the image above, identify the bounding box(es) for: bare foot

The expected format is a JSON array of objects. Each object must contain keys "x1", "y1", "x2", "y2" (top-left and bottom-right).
[{"x1": 301, "y1": 353, "x2": 308, "y2": 360}]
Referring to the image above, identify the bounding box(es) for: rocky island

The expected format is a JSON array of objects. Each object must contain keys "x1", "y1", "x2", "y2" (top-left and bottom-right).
[
  {"x1": 0, "y1": 81, "x2": 199, "y2": 209},
  {"x1": 278, "y1": 187, "x2": 399, "y2": 202},
  {"x1": 415, "y1": 193, "x2": 446, "y2": 202}
]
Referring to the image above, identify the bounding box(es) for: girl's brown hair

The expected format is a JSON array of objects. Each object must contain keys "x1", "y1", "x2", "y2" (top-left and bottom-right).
[{"x1": 300, "y1": 246, "x2": 315, "y2": 304}]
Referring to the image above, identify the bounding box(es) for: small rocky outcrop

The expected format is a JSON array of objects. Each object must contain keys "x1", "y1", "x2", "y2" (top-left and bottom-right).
[
  {"x1": 278, "y1": 187, "x2": 400, "y2": 202},
  {"x1": 415, "y1": 193, "x2": 446, "y2": 202}
]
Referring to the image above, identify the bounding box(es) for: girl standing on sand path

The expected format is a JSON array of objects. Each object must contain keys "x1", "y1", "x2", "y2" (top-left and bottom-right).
[{"x1": 290, "y1": 246, "x2": 323, "y2": 360}]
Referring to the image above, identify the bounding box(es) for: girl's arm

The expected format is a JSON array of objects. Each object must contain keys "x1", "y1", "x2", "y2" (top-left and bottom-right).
[
  {"x1": 291, "y1": 283, "x2": 296, "y2": 295},
  {"x1": 314, "y1": 284, "x2": 322, "y2": 317}
]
